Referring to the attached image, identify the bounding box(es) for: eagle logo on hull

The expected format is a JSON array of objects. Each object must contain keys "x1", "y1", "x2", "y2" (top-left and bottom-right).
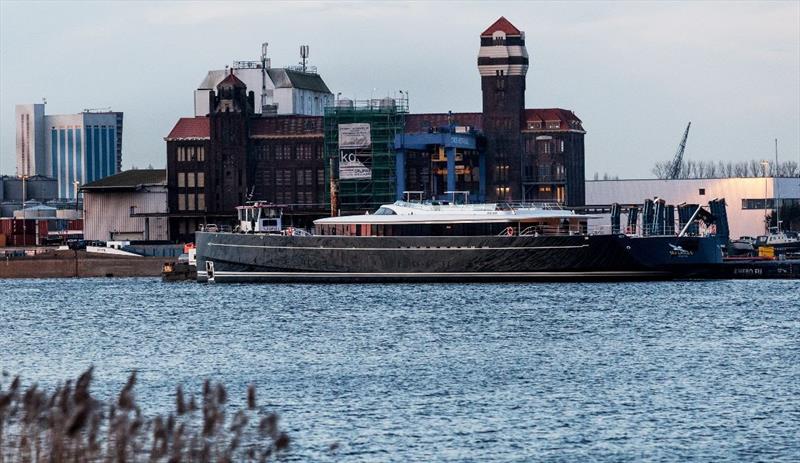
[{"x1": 668, "y1": 243, "x2": 694, "y2": 257}]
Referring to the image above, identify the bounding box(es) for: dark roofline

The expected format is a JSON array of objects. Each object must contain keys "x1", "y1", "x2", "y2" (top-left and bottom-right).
[{"x1": 81, "y1": 169, "x2": 167, "y2": 191}]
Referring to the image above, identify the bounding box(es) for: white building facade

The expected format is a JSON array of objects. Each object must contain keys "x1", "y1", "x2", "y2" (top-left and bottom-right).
[
  {"x1": 586, "y1": 177, "x2": 800, "y2": 239},
  {"x1": 14, "y1": 104, "x2": 123, "y2": 199},
  {"x1": 15, "y1": 104, "x2": 46, "y2": 177},
  {"x1": 194, "y1": 66, "x2": 333, "y2": 117}
]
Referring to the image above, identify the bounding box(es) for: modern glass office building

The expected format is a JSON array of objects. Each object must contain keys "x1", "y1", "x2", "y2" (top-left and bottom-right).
[{"x1": 15, "y1": 104, "x2": 123, "y2": 199}]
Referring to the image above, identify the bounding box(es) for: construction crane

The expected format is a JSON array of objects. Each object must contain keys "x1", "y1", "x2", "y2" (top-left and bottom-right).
[{"x1": 667, "y1": 122, "x2": 691, "y2": 179}]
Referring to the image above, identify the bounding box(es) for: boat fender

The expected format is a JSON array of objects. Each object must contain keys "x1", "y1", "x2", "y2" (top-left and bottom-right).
[{"x1": 505, "y1": 227, "x2": 515, "y2": 236}]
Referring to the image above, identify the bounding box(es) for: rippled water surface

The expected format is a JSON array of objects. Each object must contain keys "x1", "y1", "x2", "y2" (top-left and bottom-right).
[{"x1": 1, "y1": 278, "x2": 799, "y2": 461}]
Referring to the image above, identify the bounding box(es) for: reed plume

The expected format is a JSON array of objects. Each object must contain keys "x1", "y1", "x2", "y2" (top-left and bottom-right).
[{"x1": 0, "y1": 369, "x2": 290, "y2": 462}]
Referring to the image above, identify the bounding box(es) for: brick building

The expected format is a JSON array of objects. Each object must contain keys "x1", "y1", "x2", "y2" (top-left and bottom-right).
[
  {"x1": 165, "y1": 17, "x2": 585, "y2": 241},
  {"x1": 165, "y1": 72, "x2": 326, "y2": 242}
]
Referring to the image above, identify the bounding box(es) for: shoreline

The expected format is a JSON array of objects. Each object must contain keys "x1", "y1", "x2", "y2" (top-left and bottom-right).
[{"x1": 1, "y1": 249, "x2": 169, "y2": 278}]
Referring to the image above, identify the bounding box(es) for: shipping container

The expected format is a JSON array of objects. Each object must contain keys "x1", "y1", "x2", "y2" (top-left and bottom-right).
[
  {"x1": 68, "y1": 219, "x2": 84, "y2": 231},
  {"x1": 9, "y1": 234, "x2": 36, "y2": 247},
  {"x1": 11, "y1": 219, "x2": 36, "y2": 235},
  {"x1": 0, "y1": 233, "x2": 6, "y2": 247},
  {"x1": 0, "y1": 219, "x2": 12, "y2": 236}
]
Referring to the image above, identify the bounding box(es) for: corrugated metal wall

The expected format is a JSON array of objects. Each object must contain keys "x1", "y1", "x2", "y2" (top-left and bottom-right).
[{"x1": 83, "y1": 188, "x2": 168, "y2": 241}]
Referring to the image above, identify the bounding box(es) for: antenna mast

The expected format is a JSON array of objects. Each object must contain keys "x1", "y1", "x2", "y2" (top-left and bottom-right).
[{"x1": 300, "y1": 45, "x2": 309, "y2": 73}]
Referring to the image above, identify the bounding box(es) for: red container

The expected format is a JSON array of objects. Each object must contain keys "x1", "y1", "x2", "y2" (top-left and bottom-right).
[
  {"x1": 9, "y1": 234, "x2": 36, "y2": 247},
  {"x1": 11, "y1": 219, "x2": 35, "y2": 235},
  {"x1": 0, "y1": 219, "x2": 11, "y2": 235},
  {"x1": 68, "y1": 219, "x2": 83, "y2": 231}
]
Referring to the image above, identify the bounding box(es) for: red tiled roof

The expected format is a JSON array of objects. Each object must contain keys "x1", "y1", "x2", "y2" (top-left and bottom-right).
[
  {"x1": 481, "y1": 17, "x2": 522, "y2": 37},
  {"x1": 218, "y1": 71, "x2": 246, "y2": 88},
  {"x1": 405, "y1": 113, "x2": 484, "y2": 132},
  {"x1": 166, "y1": 117, "x2": 210, "y2": 140},
  {"x1": 524, "y1": 108, "x2": 584, "y2": 131}
]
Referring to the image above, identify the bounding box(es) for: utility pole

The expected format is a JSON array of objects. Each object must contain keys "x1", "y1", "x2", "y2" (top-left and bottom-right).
[
  {"x1": 329, "y1": 157, "x2": 339, "y2": 217},
  {"x1": 761, "y1": 160, "x2": 769, "y2": 235},
  {"x1": 775, "y1": 139, "x2": 780, "y2": 232},
  {"x1": 21, "y1": 175, "x2": 28, "y2": 247},
  {"x1": 74, "y1": 181, "x2": 80, "y2": 211}
]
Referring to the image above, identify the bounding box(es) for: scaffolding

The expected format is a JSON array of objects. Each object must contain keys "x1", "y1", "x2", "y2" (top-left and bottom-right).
[{"x1": 324, "y1": 98, "x2": 408, "y2": 212}]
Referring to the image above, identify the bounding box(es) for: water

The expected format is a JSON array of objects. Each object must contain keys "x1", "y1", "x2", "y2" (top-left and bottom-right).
[{"x1": 1, "y1": 278, "x2": 798, "y2": 461}]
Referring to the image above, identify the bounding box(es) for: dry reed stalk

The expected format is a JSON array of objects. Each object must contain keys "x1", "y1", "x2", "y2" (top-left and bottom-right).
[{"x1": 0, "y1": 369, "x2": 290, "y2": 462}]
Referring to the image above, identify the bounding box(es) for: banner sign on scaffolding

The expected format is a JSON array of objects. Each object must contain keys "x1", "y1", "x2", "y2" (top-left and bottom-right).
[{"x1": 338, "y1": 123, "x2": 372, "y2": 180}]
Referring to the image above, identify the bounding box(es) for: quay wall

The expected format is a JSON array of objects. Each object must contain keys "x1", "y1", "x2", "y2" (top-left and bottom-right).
[{"x1": 0, "y1": 251, "x2": 168, "y2": 278}]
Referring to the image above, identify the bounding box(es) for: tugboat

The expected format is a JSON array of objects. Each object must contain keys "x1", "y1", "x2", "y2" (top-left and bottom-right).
[
  {"x1": 162, "y1": 244, "x2": 198, "y2": 282},
  {"x1": 195, "y1": 198, "x2": 723, "y2": 283}
]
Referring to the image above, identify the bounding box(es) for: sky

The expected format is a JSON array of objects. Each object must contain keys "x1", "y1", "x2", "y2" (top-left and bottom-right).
[{"x1": 1, "y1": 0, "x2": 798, "y2": 179}]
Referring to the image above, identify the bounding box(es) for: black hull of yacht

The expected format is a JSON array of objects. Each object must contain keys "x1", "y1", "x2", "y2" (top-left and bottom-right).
[{"x1": 194, "y1": 232, "x2": 722, "y2": 283}]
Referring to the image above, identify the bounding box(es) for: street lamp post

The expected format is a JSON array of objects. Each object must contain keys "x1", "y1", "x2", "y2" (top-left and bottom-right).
[{"x1": 73, "y1": 181, "x2": 80, "y2": 211}]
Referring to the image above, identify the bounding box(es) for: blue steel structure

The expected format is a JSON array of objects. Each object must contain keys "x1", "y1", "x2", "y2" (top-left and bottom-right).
[{"x1": 394, "y1": 126, "x2": 486, "y2": 202}]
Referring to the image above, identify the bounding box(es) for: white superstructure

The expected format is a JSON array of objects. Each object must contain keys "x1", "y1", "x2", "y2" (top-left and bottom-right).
[{"x1": 315, "y1": 201, "x2": 591, "y2": 226}]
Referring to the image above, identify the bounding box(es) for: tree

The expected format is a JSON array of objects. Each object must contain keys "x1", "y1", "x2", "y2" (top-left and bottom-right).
[
  {"x1": 651, "y1": 161, "x2": 671, "y2": 179},
  {"x1": 705, "y1": 161, "x2": 717, "y2": 178},
  {"x1": 650, "y1": 158, "x2": 800, "y2": 179},
  {"x1": 724, "y1": 162, "x2": 733, "y2": 177}
]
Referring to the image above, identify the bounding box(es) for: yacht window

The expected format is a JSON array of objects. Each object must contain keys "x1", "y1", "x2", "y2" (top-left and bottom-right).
[{"x1": 373, "y1": 207, "x2": 397, "y2": 215}]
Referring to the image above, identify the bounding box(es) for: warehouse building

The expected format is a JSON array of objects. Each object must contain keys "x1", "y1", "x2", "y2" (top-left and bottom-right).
[{"x1": 81, "y1": 169, "x2": 168, "y2": 241}]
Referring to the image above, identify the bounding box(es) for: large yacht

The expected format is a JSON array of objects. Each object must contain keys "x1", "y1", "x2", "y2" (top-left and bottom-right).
[{"x1": 194, "y1": 199, "x2": 723, "y2": 283}]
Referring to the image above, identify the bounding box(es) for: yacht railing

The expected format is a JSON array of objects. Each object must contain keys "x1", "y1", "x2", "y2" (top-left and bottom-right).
[
  {"x1": 499, "y1": 201, "x2": 566, "y2": 211},
  {"x1": 393, "y1": 200, "x2": 497, "y2": 212}
]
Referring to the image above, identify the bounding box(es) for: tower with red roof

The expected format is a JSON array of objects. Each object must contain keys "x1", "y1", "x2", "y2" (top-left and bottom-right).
[{"x1": 478, "y1": 17, "x2": 530, "y2": 201}]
